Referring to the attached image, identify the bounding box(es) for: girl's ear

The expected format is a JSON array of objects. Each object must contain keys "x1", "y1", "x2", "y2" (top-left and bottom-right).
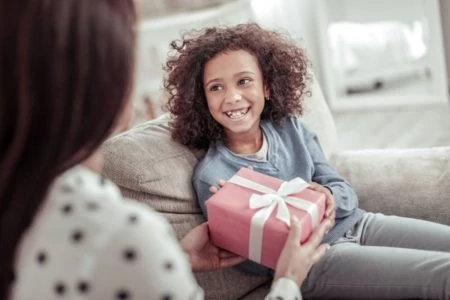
[{"x1": 263, "y1": 84, "x2": 270, "y2": 99}]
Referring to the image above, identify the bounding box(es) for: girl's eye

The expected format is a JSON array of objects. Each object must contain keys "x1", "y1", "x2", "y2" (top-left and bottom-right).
[
  {"x1": 238, "y1": 78, "x2": 251, "y2": 85},
  {"x1": 209, "y1": 85, "x2": 222, "y2": 92}
]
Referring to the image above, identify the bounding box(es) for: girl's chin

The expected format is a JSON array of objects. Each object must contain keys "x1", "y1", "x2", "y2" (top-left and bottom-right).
[
  {"x1": 223, "y1": 121, "x2": 260, "y2": 135},
  {"x1": 223, "y1": 118, "x2": 249, "y2": 130}
]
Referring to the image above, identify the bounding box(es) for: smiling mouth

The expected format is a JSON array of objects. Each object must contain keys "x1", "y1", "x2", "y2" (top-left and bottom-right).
[{"x1": 224, "y1": 107, "x2": 250, "y2": 120}]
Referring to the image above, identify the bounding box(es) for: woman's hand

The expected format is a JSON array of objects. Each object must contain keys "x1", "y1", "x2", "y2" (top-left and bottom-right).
[
  {"x1": 274, "y1": 217, "x2": 332, "y2": 286},
  {"x1": 180, "y1": 222, "x2": 245, "y2": 272},
  {"x1": 309, "y1": 182, "x2": 336, "y2": 227}
]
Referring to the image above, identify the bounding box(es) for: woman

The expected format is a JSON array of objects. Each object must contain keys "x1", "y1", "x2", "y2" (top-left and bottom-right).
[{"x1": 0, "y1": 0, "x2": 331, "y2": 299}]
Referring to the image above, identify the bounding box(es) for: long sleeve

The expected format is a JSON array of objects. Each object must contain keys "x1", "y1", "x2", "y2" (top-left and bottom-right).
[
  {"x1": 192, "y1": 177, "x2": 214, "y2": 217},
  {"x1": 11, "y1": 166, "x2": 204, "y2": 300},
  {"x1": 88, "y1": 203, "x2": 204, "y2": 300},
  {"x1": 93, "y1": 205, "x2": 303, "y2": 300},
  {"x1": 265, "y1": 278, "x2": 303, "y2": 300},
  {"x1": 303, "y1": 124, "x2": 358, "y2": 219}
]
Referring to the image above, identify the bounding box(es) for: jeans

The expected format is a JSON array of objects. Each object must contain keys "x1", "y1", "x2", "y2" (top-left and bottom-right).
[{"x1": 301, "y1": 212, "x2": 450, "y2": 299}]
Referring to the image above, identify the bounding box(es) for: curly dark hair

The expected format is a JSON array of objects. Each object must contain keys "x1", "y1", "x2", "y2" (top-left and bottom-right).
[{"x1": 164, "y1": 23, "x2": 311, "y2": 149}]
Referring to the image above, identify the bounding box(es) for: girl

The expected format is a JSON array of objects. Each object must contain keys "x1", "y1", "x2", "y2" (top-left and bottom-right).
[
  {"x1": 0, "y1": 1, "x2": 329, "y2": 299},
  {"x1": 166, "y1": 23, "x2": 450, "y2": 299}
]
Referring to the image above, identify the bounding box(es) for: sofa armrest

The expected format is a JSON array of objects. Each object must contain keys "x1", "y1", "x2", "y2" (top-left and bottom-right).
[{"x1": 330, "y1": 147, "x2": 450, "y2": 225}]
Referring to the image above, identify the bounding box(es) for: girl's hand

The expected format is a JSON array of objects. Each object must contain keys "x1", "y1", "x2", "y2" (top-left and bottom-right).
[
  {"x1": 274, "y1": 217, "x2": 332, "y2": 286},
  {"x1": 209, "y1": 178, "x2": 226, "y2": 194},
  {"x1": 180, "y1": 222, "x2": 245, "y2": 272},
  {"x1": 308, "y1": 182, "x2": 335, "y2": 227}
]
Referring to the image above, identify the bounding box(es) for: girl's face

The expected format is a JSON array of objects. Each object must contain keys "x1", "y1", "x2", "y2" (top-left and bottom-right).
[{"x1": 203, "y1": 49, "x2": 269, "y2": 141}]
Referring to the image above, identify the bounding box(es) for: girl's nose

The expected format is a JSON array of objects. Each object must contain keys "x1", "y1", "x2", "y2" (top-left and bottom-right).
[{"x1": 225, "y1": 92, "x2": 242, "y2": 104}]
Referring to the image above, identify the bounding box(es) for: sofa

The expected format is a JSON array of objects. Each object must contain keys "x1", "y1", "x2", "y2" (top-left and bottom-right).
[{"x1": 102, "y1": 77, "x2": 450, "y2": 299}]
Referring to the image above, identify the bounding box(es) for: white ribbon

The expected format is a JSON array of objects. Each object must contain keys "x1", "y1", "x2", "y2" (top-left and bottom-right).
[{"x1": 228, "y1": 174, "x2": 320, "y2": 263}]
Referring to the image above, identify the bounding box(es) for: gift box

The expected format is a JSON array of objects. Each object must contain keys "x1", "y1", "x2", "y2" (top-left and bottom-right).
[{"x1": 206, "y1": 167, "x2": 326, "y2": 269}]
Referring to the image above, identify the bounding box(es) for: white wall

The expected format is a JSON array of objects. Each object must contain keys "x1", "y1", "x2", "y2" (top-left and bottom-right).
[{"x1": 251, "y1": 0, "x2": 325, "y2": 84}]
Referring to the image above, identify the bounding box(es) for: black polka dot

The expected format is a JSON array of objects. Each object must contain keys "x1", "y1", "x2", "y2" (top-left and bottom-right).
[
  {"x1": 123, "y1": 248, "x2": 137, "y2": 262},
  {"x1": 61, "y1": 203, "x2": 73, "y2": 215},
  {"x1": 163, "y1": 261, "x2": 173, "y2": 271},
  {"x1": 54, "y1": 282, "x2": 67, "y2": 295},
  {"x1": 161, "y1": 294, "x2": 172, "y2": 300},
  {"x1": 116, "y1": 289, "x2": 130, "y2": 299},
  {"x1": 36, "y1": 251, "x2": 48, "y2": 265},
  {"x1": 99, "y1": 175, "x2": 106, "y2": 186},
  {"x1": 128, "y1": 214, "x2": 138, "y2": 224},
  {"x1": 71, "y1": 230, "x2": 84, "y2": 243},
  {"x1": 77, "y1": 280, "x2": 90, "y2": 294},
  {"x1": 86, "y1": 201, "x2": 99, "y2": 211}
]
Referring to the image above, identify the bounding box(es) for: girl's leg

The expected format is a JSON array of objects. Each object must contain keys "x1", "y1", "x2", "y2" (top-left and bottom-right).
[
  {"x1": 301, "y1": 242, "x2": 450, "y2": 299},
  {"x1": 301, "y1": 213, "x2": 450, "y2": 299},
  {"x1": 359, "y1": 212, "x2": 450, "y2": 251}
]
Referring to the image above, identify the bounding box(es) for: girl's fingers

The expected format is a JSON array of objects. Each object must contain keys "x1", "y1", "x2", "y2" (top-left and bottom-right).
[
  {"x1": 326, "y1": 206, "x2": 334, "y2": 217},
  {"x1": 210, "y1": 179, "x2": 226, "y2": 194},
  {"x1": 308, "y1": 182, "x2": 319, "y2": 190}
]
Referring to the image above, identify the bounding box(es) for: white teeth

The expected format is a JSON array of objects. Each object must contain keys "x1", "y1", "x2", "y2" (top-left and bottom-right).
[{"x1": 226, "y1": 110, "x2": 246, "y2": 119}]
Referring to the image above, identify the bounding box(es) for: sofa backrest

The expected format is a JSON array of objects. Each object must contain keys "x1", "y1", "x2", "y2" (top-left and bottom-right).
[
  {"x1": 302, "y1": 74, "x2": 338, "y2": 158},
  {"x1": 102, "y1": 76, "x2": 336, "y2": 299}
]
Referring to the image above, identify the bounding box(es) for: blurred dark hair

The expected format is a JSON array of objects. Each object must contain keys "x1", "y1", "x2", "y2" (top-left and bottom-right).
[
  {"x1": 0, "y1": 0, "x2": 136, "y2": 296},
  {"x1": 165, "y1": 23, "x2": 310, "y2": 149}
]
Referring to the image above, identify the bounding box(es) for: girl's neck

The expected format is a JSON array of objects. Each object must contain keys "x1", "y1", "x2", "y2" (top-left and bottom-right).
[{"x1": 224, "y1": 126, "x2": 263, "y2": 154}]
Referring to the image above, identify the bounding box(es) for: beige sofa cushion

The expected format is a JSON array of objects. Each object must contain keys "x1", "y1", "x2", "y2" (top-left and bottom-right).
[
  {"x1": 103, "y1": 115, "x2": 200, "y2": 215},
  {"x1": 302, "y1": 74, "x2": 338, "y2": 158},
  {"x1": 332, "y1": 147, "x2": 450, "y2": 225}
]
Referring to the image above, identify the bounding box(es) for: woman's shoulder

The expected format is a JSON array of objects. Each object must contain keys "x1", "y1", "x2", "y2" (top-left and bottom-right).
[
  {"x1": 49, "y1": 165, "x2": 169, "y2": 231},
  {"x1": 17, "y1": 165, "x2": 173, "y2": 259},
  {"x1": 11, "y1": 165, "x2": 193, "y2": 299}
]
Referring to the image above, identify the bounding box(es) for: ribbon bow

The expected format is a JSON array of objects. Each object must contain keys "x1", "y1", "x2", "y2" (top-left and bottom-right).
[
  {"x1": 249, "y1": 177, "x2": 311, "y2": 227},
  {"x1": 227, "y1": 174, "x2": 320, "y2": 263}
]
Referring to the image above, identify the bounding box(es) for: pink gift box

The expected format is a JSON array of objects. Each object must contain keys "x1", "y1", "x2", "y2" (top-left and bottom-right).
[{"x1": 206, "y1": 167, "x2": 326, "y2": 269}]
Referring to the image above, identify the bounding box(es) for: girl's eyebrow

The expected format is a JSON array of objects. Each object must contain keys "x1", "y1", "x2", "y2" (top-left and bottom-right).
[
  {"x1": 204, "y1": 71, "x2": 256, "y2": 86},
  {"x1": 204, "y1": 77, "x2": 221, "y2": 86},
  {"x1": 234, "y1": 71, "x2": 256, "y2": 78}
]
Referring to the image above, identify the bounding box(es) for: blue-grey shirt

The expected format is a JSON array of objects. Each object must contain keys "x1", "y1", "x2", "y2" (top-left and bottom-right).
[{"x1": 193, "y1": 116, "x2": 364, "y2": 274}]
